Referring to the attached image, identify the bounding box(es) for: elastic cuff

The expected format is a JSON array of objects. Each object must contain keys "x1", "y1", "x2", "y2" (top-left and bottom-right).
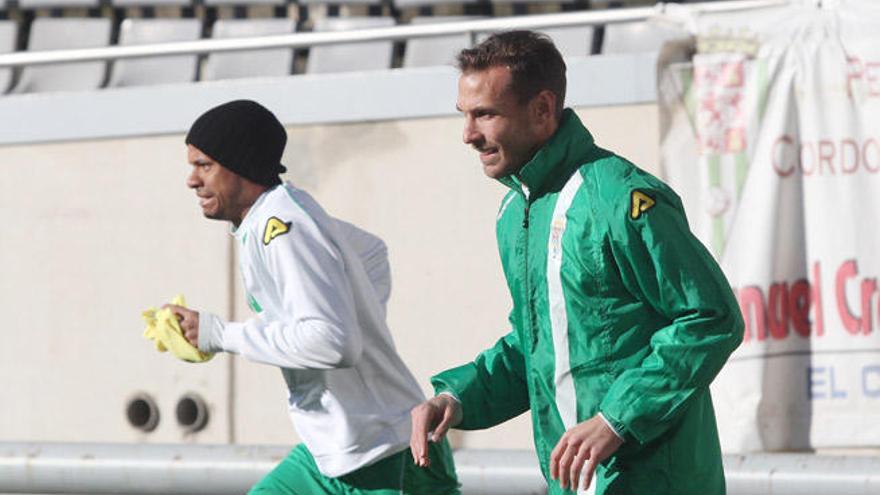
[
  {"x1": 598, "y1": 412, "x2": 625, "y2": 442},
  {"x1": 437, "y1": 390, "x2": 462, "y2": 404},
  {"x1": 197, "y1": 312, "x2": 227, "y2": 353}
]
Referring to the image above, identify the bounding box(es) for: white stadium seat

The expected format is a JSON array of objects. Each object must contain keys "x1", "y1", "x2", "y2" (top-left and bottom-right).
[
  {"x1": 0, "y1": 20, "x2": 15, "y2": 94},
  {"x1": 539, "y1": 25, "x2": 595, "y2": 58},
  {"x1": 111, "y1": 0, "x2": 194, "y2": 8},
  {"x1": 13, "y1": 18, "x2": 112, "y2": 94},
  {"x1": 204, "y1": 0, "x2": 286, "y2": 7},
  {"x1": 19, "y1": 0, "x2": 100, "y2": 8},
  {"x1": 403, "y1": 16, "x2": 480, "y2": 68},
  {"x1": 307, "y1": 17, "x2": 395, "y2": 74},
  {"x1": 601, "y1": 20, "x2": 690, "y2": 54},
  {"x1": 477, "y1": 26, "x2": 594, "y2": 59},
  {"x1": 108, "y1": 19, "x2": 202, "y2": 88},
  {"x1": 204, "y1": 18, "x2": 297, "y2": 81}
]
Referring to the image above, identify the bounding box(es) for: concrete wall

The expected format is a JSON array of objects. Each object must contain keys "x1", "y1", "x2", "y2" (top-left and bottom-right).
[
  {"x1": 0, "y1": 137, "x2": 234, "y2": 444},
  {"x1": 0, "y1": 104, "x2": 659, "y2": 451}
]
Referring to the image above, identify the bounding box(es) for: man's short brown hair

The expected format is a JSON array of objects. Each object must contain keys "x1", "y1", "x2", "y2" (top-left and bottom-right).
[{"x1": 457, "y1": 30, "x2": 567, "y2": 117}]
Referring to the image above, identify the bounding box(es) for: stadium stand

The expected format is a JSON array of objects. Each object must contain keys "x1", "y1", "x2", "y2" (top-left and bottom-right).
[
  {"x1": 393, "y1": 0, "x2": 483, "y2": 9},
  {"x1": 0, "y1": 20, "x2": 14, "y2": 93},
  {"x1": 12, "y1": 17, "x2": 112, "y2": 93},
  {"x1": 111, "y1": 0, "x2": 193, "y2": 8},
  {"x1": 18, "y1": 0, "x2": 100, "y2": 8},
  {"x1": 307, "y1": 17, "x2": 395, "y2": 74},
  {"x1": 0, "y1": 0, "x2": 705, "y2": 93},
  {"x1": 204, "y1": 0, "x2": 287, "y2": 7},
  {"x1": 490, "y1": 0, "x2": 579, "y2": 6},
  {"x1": 476, "y1": 25, "x2": 594, "y2": 58},
  {"x1": 402, "y1": 16, "x2": 479, "y2": 68},
  {"x1": 539, "y1": 25, "x2": 595, "y2": 56},
  {"x1": 299, "y1": 0, "x2": 383, "y2": 7},
  {"x1": 108, "y1": 18, "x2": 202, "y2": 87},
  {"x1": 204, "y1": 18, "x2": 297, "y2": 80},
  {"x1": 601, "y1": 19, "x2": 690, "y2": 53}
]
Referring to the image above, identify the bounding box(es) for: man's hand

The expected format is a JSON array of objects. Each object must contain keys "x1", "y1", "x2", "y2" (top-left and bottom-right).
[
  {"x1": 409, "y1": 394, "x2": 462, "y2": 468},
  {"x1": 164, "y1": 304, "x2": 200, "y2": 348},
  {"x1": 549, "y1": 415, "x2": 624, "y2": 491}
]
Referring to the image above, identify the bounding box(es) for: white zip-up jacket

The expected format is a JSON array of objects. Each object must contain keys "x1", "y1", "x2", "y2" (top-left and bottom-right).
[{"x1": 198, "y1": 182, "x2": 425, "y2": 477}]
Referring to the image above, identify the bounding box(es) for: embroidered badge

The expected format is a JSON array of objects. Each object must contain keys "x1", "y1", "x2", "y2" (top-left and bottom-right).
[
  {"x1": 630, "y1": 190, "x2": 656, "y2": 220},
  {"x1": 549, "y1": 217, "x2": 566, "y2": 260},
  {"x1": 263, "y1": 217, "x2": 292, "y2": 245}
]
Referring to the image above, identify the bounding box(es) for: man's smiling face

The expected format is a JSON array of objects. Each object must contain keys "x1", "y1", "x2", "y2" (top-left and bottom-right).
[{"x1": 457, "y1": 66, "x2": 545, "y2": 179}]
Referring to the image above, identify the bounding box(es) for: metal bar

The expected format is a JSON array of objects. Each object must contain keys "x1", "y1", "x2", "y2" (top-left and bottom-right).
[
  {"x1": 0, "y1": 0, "x2": 788, "y2": 68},
  {"x1": 0, "y1": 443, "x2": 285, "y2": 494},
  {"x1": 723, "y1": 453, "x2": 880, "y2": 495},
  {"x1": 2, "y1": 443, "x2": 880, "y2": 494},
  {"x1": 0, "y1": 443, "x2": 546, "y2": 495}
]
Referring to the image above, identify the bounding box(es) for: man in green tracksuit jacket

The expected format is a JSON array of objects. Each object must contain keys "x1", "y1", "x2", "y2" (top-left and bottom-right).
[{"x1": 410, "y1": 31, "x2": 744, "y2": 494}]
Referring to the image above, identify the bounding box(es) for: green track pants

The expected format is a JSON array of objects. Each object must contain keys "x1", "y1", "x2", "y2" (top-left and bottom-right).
[{"x1": 249, "y1": 440, "x2": 459, "y2": 495}]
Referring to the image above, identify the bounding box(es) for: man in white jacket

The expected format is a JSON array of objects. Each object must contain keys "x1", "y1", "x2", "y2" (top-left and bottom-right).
[{"x1": 167, "y1": 100, "x2": 459, "y2": 494}]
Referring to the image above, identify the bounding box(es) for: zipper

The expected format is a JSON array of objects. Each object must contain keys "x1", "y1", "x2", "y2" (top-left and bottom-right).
[
  {"x1": 521, "y1": 200, "x2": 537, "y2": 348},
  {"x1": 516, "y1": 179, "x2": 537, "y2": 348},
  {"x1": 520, "y1": 180, "x2": 531, "y2": 230}
]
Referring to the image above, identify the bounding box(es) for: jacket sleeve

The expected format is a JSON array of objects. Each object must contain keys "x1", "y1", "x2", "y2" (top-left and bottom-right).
[
  {"x1": 199, "y1": 214, "x2": 363, "y2": 370},
  {"x1": 430, "y1": 319, "x2": 530, "y2": 430},
  {"x1": 597, "y1": 183, "x2": 743, "y2": 445}
]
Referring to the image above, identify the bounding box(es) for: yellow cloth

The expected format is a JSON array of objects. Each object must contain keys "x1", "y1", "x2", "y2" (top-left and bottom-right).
[{"x1": 142, "y1": 295, "x2": 214, "y2": 363}]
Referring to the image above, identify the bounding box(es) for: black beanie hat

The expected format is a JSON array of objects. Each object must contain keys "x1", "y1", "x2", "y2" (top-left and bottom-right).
[{"x1": 185, "y1": 100, "x2": 288, "y2": 187}]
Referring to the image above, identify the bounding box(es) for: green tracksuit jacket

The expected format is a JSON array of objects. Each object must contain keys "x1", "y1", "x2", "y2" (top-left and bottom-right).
[{"x1": 432, "y1": 109, "x2": 743, "y2": 495}]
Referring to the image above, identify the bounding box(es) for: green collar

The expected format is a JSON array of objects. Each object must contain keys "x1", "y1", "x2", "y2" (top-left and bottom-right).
[{"x1": 498, "y1": 108, "x2": 596, "y2": 198}]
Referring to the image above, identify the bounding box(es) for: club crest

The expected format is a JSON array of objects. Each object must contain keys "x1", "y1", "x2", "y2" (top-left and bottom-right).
[{"x1": 549, "y1": 217, "x2": 567, "y2": 260}]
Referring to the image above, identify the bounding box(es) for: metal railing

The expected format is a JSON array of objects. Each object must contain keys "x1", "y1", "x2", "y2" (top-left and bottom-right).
[
  {"x1": 0, "y1": 0, "x2": 787, "y2": 69},
  {"x1": 1, "y1": 443, "x2": 879, "y2": 494},
  {"x1": 0, "y1": 443, "x2": 545, "y2": 495}
]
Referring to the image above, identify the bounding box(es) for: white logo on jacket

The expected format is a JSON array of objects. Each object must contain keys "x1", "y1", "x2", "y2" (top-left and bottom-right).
[{"x1": 549, "y1": 217, "x2": 567, "y2": 260}]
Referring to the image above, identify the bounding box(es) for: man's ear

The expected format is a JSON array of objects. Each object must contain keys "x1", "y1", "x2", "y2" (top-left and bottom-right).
[{"x1": 530, "y1": 90, "x2": 558, "y2": 131}]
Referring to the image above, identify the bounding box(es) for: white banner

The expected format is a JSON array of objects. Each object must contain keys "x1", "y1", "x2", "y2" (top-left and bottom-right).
[{"x1": 659, "y1": 0, "x2": 880, "y2": 451}]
